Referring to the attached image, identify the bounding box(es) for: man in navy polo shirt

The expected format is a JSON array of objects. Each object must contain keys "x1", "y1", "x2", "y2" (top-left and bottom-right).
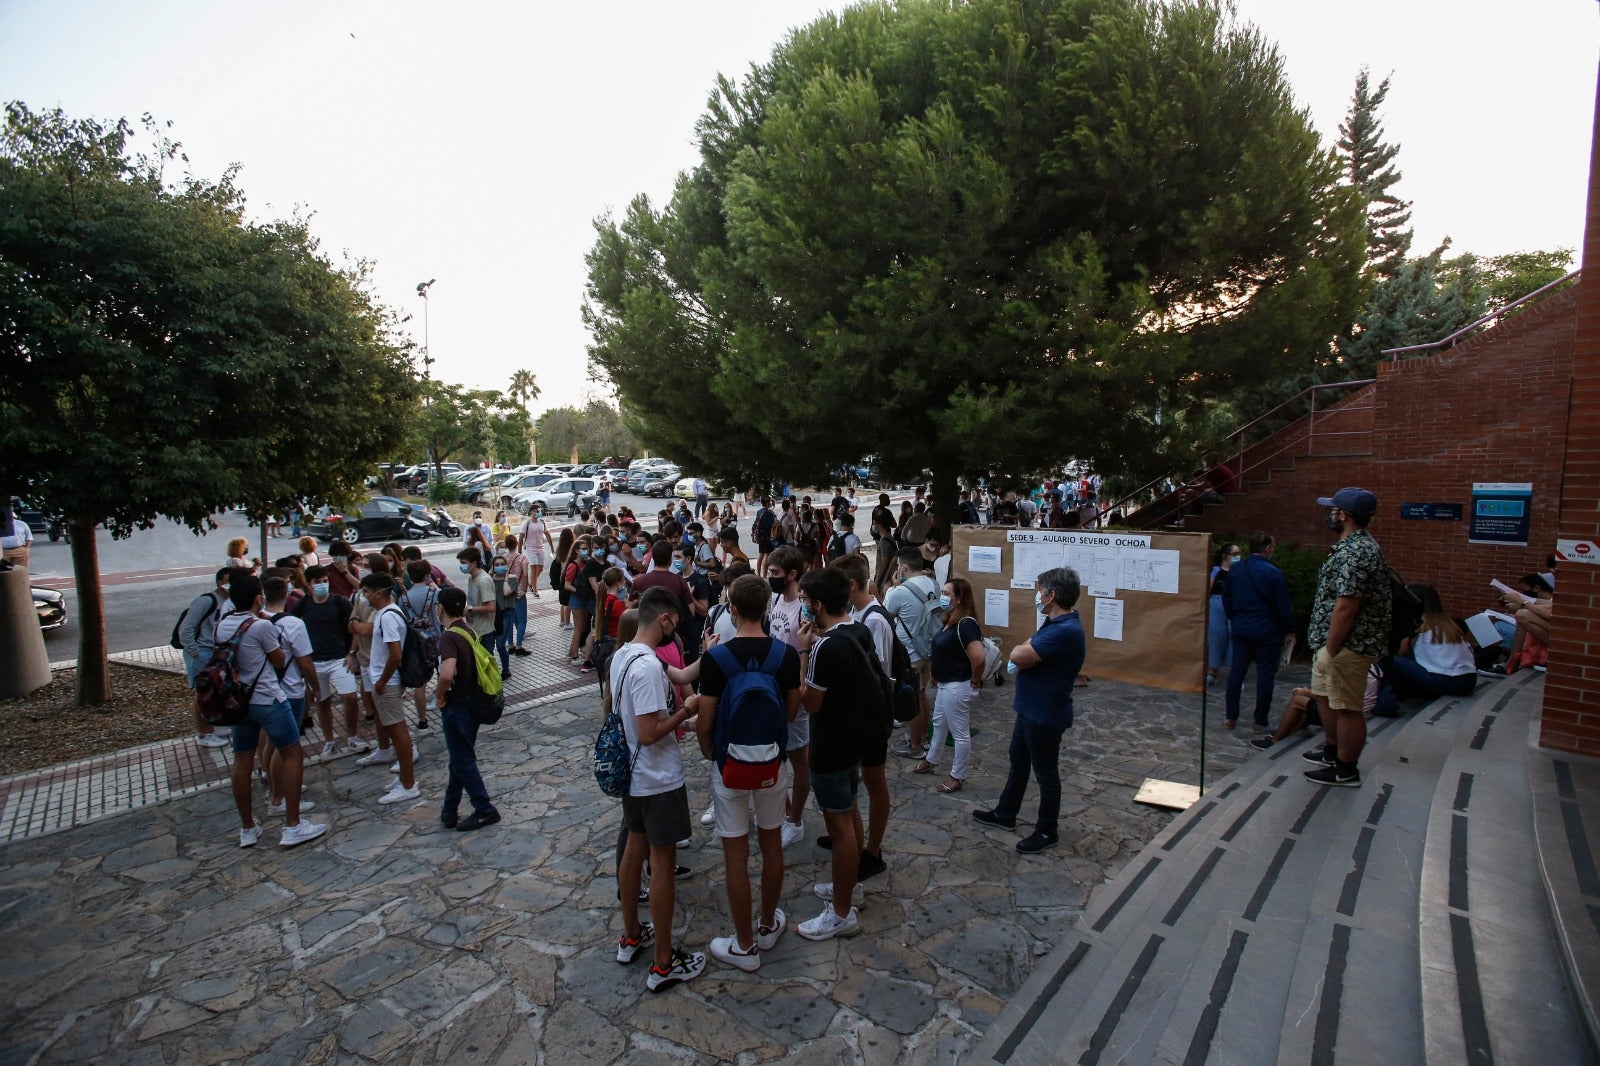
[{"x1": 973, "y1": 567, "x2": 1086, "y2": 853}]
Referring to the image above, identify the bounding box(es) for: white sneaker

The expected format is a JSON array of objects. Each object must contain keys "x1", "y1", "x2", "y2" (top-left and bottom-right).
[
  {"x1": 709, "y1": 935, "x2": 761, "y2": 973},
  {"x1": 269, "y1": 798, "x2": 316, "y2": 815},
  {"x1": 425, "y1": 695, "x2": 438, "y2": 712},
  {"x1": 388, "y1": 746, "x2": 419, "y2": 774},
  {"x1": 280, "y1": 821, "x2": 328, "y2": 848},
  {"x1": 700, "y1": 803, "x2": 717, "y2": 826},
  {"x1": 355, "y1": 749, "x2": 390, "y2": 766},
  {"x1": 813, "y1": 882, "x2": 834, "y2": 901},
  {"x1": 757, "y1": 909, "x2": 787, "y2": 951},
  {"x1": 797, "y1": 904, "x2": 860, "y2": 941},
  {"x1": 780, "y1": 820, "x2": 805, "y2": 849},
  {"x1": 346, "y1": 737, "x2": 374, "y2": 753},
  {"x1": 379, "y1": 782, "x2": 422, "y2": 805},
  {"x1": 239, "y1": 825, "x2": 262, "y2": 848},
  {"x1": 320, "y1": 741, "x2": 337, "y2": 757},
  {"x1": 197, "y1": 733, "x2": 230, "y2": 749}
]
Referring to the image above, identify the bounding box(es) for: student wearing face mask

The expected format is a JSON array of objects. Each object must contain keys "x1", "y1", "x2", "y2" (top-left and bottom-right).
[
  {"x1": 294, "y1": 564, "x2": 370, "y2": 755},
  {"x1": 486, "y1": 552, "x2": 516, "y2": 678},
  {"x1": 974, "y1": 567, "x2": 1086, "y2": 855},
  {"x1": 458, "y1": 547, "x2": 499, "y2": 649},
  {"x1": 565, "y1": 536, "x2": 599, "y2": 665}
]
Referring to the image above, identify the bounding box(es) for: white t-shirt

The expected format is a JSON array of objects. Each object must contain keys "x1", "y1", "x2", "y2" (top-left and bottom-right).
[
  {"x1": 933, "y1": 554, "x2": 951, "y2": 589},
  {"x1": 269, "y1": 613, "x2": 314, "y2": 700},
  {"x1": 851, "y1": 597, "x2": 895, "y2": 675},
  {"x1": 213, "y1": 610, "x2": 286, "y2": 706},
  {"x1": 1, "y1": 517, "x2": 33, "y2": 550},
  {"x1": 709, "y1": 601, "x2": 740, "y2": 644},
  {"x1": 368, "y1": 604, "x2": 409, "y2": 687},
  {"x1": 610, "y1": 642, "x2": 683, "y2": 798},
  {"x1": 1413, "y1": 631, "x2": 1476, "y2": 677},
  {"x1": 769, "y1": 592, "x2": 806, "y2": 651}
]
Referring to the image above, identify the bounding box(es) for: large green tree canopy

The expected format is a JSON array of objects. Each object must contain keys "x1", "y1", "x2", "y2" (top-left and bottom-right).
[{"x1": 585, "y1": 0, "x2": 1365, "y2": 503}]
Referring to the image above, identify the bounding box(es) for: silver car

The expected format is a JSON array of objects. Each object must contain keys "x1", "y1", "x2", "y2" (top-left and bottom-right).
[{"x1": 514, "y1": 477, "x2": 600, "y2": 516}]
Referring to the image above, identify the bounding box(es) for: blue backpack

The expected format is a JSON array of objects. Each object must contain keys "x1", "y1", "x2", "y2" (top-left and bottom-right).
[
  {"x1": 707, "y1": 641, "x2": 788, "y2": 790},
  {"x1": 594, "y1": 655, "x2": 645, "y2": 798}
]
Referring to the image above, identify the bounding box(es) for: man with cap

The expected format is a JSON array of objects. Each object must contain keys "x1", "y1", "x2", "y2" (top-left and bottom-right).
[{"x1": 1303, "y1": 487, "x2": 1390, "y2": 788}]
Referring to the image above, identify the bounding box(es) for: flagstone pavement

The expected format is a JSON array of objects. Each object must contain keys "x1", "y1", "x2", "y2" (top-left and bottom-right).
[{"x1": 0, "y1": 665, "x2": 1268, "y2": 1065}]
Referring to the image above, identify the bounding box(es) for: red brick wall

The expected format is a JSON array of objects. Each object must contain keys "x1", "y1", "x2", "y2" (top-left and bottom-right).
[{"x1": 1542, "y1": 60, "x2": 1600, "y2": 757}]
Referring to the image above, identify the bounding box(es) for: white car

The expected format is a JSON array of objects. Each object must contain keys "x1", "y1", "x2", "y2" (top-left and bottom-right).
[
  {"x1": 513, "y1": 477, "x2": 600, "y2": 515},
  {"x1": 628, "y1": 457, "x2": 676, "y2": 471}
]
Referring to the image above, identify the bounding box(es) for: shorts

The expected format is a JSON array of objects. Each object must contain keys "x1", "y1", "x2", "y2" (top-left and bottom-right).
[
  {"x1": 810, "y1": 765, "x2": 861, "y2": 814},
  {"x1": 712, "y1": 763, "x2": 790, "y2": 838},
  {"x1": 286, "y1": 696, "x2": 307, "y2": 724},
  {"x1": 1311, "y1": 647, "x2": 1377, "y2": 713},
  {"x1": 758, "y1": 539, "x2": 774, "y2": 555},
  {"x1": 527, "y1": 550, "x2": 546, "y2": 567},
  {"x1": 621, "y1": 786, "x2": 693, "y2": 847},
  {"x1": 787, "y1": 709, "x2": 810, "y2": 749},
  {"x1": 183, "y1": 647, "x2": 206, "y2": 689},
  {"x1": 373, "y1": 686, "x2": 408, "y2": 727},
  {"x1": 231, "y1": 700, "x2": 302, "y2": 754},
  {"x1": 913, "y1": 658, "x2": 932, "y2": 694},
  {"x1": 314, "y1": 658, "x2": 358, "y2": 697},
  {"x1": 572, "y1": 595, "x2": 595, "y2": 614}
]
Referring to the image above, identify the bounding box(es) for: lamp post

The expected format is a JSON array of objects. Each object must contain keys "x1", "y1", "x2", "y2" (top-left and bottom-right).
[{"x1": 416, "y1": 278, "x2": 436, "y2": 381}]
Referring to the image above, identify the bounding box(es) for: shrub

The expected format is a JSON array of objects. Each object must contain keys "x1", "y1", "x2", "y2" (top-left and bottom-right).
[{"x1": 427, "y1": 478, "x2": 463, "y2": 506}]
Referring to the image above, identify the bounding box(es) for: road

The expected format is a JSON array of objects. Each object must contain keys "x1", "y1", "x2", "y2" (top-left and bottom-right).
[{"x1": 26, "y1": 492, "x2": 782, "y2": 658}]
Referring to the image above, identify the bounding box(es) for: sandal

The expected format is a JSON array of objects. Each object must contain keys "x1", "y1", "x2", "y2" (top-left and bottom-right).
[
  {"x1": 935, "y1": 779, "x2": 963, "y2": 794},
  {"x1": 911, "y1": 761, "x2": 935, "y2": 775}
]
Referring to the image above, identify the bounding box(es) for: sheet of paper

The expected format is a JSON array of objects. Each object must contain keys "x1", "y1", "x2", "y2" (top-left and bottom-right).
[
  {"x1": 1012, "y1": 541, "x2": 1068, "y2": 589},
  {"x1": 1490, "y1": 578, "x2": 1535, "y2": 606},
  {"x1": 1065, "y1": 545, "x2": 1119, "y2": 598},
  {"x1": 983, "y1": 588, "x2": 1010, "y2": 629},
  {"x1": 967, "y1": 546, "x2": 1003, "y2": 575},
  {"x1": 1094, "y1": 597, "x2": 1124, "y2": 641},
  {"x1": 1463, "y1": 612, "x2": 1504, "y2": 648},
  {"x1": 1119, "y1": 548, "x2": 1181, "y2": 594}
]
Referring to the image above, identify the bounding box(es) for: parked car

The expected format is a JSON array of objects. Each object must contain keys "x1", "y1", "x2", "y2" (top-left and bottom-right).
[
  {"x1": 33, "y1": 586, "x2": 66, "y2": 631},
  {"x1": 629, "y1": 457, "x2": 676, "y2": 471},
  {"x1": 515, "y1": 477, "x2": 600, "y2": 516},
  {"x1": 305, "y1": 496, "x2": 416, "y2": 544},
  {"x1": 643, "y1": 472, "x2": 681, "y2": 497},
  {"x1": 11, "y1": 497, "x2": 66, "y2": 541},
  {"x1": 495, "y1": 472, "x2": 560, "y2": 508},
  {"x1": 672, "y1": 476, "x2": 726, "y2": 500},
  {"x1": 571, "y1": 463, "x2": 603, "y2": 478},
  {"x1": 465, "y1": 470, "x2": 526, "y2": 505}
]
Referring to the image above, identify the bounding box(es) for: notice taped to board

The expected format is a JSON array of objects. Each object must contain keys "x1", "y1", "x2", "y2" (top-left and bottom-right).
[{"x1": 1006, "y1": 530, "x2": 1179, "y2": 594}]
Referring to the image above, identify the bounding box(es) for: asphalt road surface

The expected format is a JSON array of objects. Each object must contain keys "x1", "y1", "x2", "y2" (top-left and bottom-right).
[{"x1": 27, "y1": 492, "x2": 765, "y2": 658}]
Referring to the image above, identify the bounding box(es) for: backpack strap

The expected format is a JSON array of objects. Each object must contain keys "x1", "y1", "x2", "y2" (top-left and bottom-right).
[{"x1": 759, "y1": 639, "x2": 786, "y2": 675}]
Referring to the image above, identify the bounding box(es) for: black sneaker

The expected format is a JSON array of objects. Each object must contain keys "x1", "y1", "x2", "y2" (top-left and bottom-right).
[
  {"x1": 1249, "y1": 736, "x2": 1274, "y2": 751},
  {"x1": 1478, "y1": 664, "x2": 1509, "y2": 678},
  {"x1": 616, "y1": 921, "x2": 655, "y2": 964},
  {"x1": 1301, "y1": 747, "x2": 1335, "y2": 766},
  {"x1": 816, "y1": 835, "x2": 832, "y2": 851},
  {"x1": 1303, "y1": 765, "x2": 1361, "y2": 788},
  {"x1": 646, "y1": 947, "x2": 706, "y2": 992},
  {"x1": 456, "y1": 810, "x2": 501, "y2": 832},
  {"x1": 858, "y1": 850, "x2": 888, "y2": 881},
  {"x1": 440, "y1": 810, "x2": 459, "y2": 829},
  {"x1": 1016, "y1": 831, "x2": 1059, "y2": 854},
  {"x1": 972, "y1": 809, "x2": 1017, "y2": 830}
]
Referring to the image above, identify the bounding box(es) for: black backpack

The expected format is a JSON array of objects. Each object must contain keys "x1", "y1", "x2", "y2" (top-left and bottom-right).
[
  {"x1": 864, "y1": 604, "x2": 921, "y2": 723},
  {"x1": 1387, "y1": 567, "x2": 1424, "y2": 656},
  {"x1": 841, "y1": 622, "x2": 896, "y2": 740},
  {"x1": 827, "y1": 531, "x2": 850, "y2": 562},
  {"x1": 380, "y1": 605, "x2": 436, "y2": 690},
  {"x1": 170, "y1": 592, "x2": 220, "y2": 650}
]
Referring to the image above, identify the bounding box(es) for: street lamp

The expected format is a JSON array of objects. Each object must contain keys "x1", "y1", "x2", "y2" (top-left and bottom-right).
[{"x1": 416, "y1": 278, "x2": 436, "y2": 379}]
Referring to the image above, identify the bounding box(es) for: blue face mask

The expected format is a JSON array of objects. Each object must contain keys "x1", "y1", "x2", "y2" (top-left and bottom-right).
[
  {"x1": 671, "y1": 559, "x2": 685, "y2": 574},
  {"x1": 938, "y1": 594, "x2": 951, "y2": 611},
  {"x1": 1034, "y1": 593, "x2": 1045, "y2": 613},
  {"x1": 579, "y1": 549, "x2": 590, "y2": 558},
  {"x1": 633, "y1": 545, "x2": 647, "y2": 558},
  {"x1": 1006, "y1": 659, "x2": 1019, "y2": 676},
  {"x1": 312, "y1": 583, "x2": 328, "y2": 597},
  {"x1": 459, "y1": 564, "x2": 470, "y2": 575},
  {"x1": 494, "y1": 566, "x2": 508, "y2": 576}
]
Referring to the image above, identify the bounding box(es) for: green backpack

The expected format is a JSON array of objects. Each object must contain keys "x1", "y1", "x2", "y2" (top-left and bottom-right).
[{"x1": 448, "y1": 624, "x2": 504, "y2": 722}]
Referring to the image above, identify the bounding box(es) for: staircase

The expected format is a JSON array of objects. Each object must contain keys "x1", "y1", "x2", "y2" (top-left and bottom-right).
[{"x1": 969, "y1": 674, "x2": 1600, "y2": 1065}]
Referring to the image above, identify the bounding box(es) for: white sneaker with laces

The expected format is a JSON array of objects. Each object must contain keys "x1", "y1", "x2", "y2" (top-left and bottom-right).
[
  {"x1": 269, "y1": 798, "x2": 316, "y2": 815},
  {"x1": 355, "y1": 749, "x2": 391, "y2": 766},
  {"x1": 757, "y1": 909, "x2": 787, "y2": 951},
  {"x1": 709, "y1": 935, "x2": 760, "y2": 973},
  {"x1": 813, "y1": 882, "x2": 834, "y2": 901},
  {"x1": 379, "y1": 782, "x2": 422, "y2": 805},
  {"x1": 319, "y1": 741, "x2": 337, "y2": 757},
  {"x1": 279, "y1": 821, "x2": 328, "y2": 848},
  {"x1": 700, "y1": 803, "x2": 716, "y2": 827},
  {"x1": 797, "y1": 904, "x2": 860, "y2": 941},
  {"x1": 780, "y1": 820, "x2": 805, "y2": 849},
  {"x1": 197, "y1": 733, "x2": 230, "y2": 749},
  {"x1": 389, "y1": 746, "x2": 420, "y2": 774},
  {"x1": 239, "y1": 825, "x2": 262, "y2": 848},
  {"x1": 346, "y1": 737, "x2": 374, "y2": 753}
]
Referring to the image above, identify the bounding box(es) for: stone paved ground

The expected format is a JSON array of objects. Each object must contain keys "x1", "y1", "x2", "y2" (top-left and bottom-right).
[{"x1": 0, "y1": 665, "x2": 1280, "y2": 1065}]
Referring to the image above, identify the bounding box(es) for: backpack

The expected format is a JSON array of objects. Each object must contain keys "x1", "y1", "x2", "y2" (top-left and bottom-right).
[
  {"x1": 706, "y1": 642, "x2": 789, "y2": 790},
  {"x1": 193, "y1": 616, "x2": 267, "y2": 727},
  {"x1": 380, "y1": 604, "x2": 435, "y2": 690},
  {"x1": 842, "y1": 623, "x2": 897, "y2": 739},
  {"x1": 756, "y1": 508, "x2": 777, "y2": 542},
  {"x1": 170, "y1": 592, "x2": 220, "y2": 650},
  {"x1": 827, "y1": 531, "x2": 849, "y2": 562},
  {"x1": 1387, "y1": 567, "x2": 1423, "y2": 656},
  {"x1": 864, "y1": 604, "x2": 922, "y2": 723},
  {"x1": 405, "y1": 589, "x2": 442, "y2": 669},
  {"x1": 980, "y1": 636, "x2": 1005, "y2": 684},
  {"x1": 594, "y1": 654, "x2": 645, "y2": 798},
  {"x1": 447, "y1": 623, "x2": 503, "y2": 723}
]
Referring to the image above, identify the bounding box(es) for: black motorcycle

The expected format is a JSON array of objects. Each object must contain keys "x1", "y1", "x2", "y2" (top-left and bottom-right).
[{"x1": 406, "y1": 507, "x2": 460, "y2": 540}]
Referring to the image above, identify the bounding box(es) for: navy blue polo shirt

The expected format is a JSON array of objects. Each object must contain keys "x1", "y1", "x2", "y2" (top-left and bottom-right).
[{"x1": 1013, "y1": 610, "x2": 1086, "y2": 731}]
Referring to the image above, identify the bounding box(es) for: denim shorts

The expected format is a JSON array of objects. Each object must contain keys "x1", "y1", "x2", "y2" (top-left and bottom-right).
[
  {"x1": 810, "y1": 765, "x2": 861, "y2": 814},
  {"x1": 183, "y1": 647, "x2": 206, "y2": 689},
  {"x1": 230, "y1": 699, "x2": 303, "y2": 754}
]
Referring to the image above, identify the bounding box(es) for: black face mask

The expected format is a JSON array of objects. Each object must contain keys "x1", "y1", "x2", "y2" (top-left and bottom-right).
[
  {"x1": 1324, "y1": 509, "x2": 1343, "y2": 531},
  {"x1": 657, "y1": 626, "x2": 676, "y2": 648},
  {"x1": 768, "y1": 576, "x2": 787, "y2": 595}
]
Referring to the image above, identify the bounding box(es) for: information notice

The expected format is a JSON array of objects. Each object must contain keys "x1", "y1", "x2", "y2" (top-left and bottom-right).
[{"x1": 1006, "y1": 530, "x2": 1179, "y2": 595}]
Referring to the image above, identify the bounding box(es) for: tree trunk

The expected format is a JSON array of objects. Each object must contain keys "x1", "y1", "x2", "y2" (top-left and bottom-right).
[
  {"x1": 929, "y1": 457, "x2": 961, "y2": 545},
  {"x1": 71, "y1": 519, "x2": 110, "y2": 706}
]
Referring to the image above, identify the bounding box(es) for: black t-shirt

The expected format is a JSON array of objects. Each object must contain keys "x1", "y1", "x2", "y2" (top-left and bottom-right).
[
  {"x1": 805, "y1": 621, "x2": 880, "y2": 774},
  {"x1": 681, "y1": 571, "x2": 713, "y2": 662},
  {"x1": 580, "y1": 558, "x2": 607, "y2": 599},
  {"x1": 292, "y1": 595, "x2": 353, "y2": 662},
  {"x1": 831, "y1": 495, "x2": 850, "y2": 519},
  {"x1": 931, "y1": 616, "x2": 982, "y2": 683},
  {"x1": 700, "y1": 637, "x2": 801, "y2": 703},
  {"x1": 440, "y1": 627, "x2": 478, "y2": 697}
]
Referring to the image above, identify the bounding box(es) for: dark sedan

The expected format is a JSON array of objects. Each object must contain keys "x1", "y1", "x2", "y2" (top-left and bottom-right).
[
  {"x1": 33, "y1": 586, "x2": 66, "y2": 631},
  {"x1": 304, "y1": 496, "x2": 415, "y2": 545}
]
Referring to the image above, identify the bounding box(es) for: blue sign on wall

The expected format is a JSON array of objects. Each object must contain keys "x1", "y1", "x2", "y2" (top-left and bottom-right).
[{"x1": 1469, "y1": 482, "x2": 1533, "y2": 546}]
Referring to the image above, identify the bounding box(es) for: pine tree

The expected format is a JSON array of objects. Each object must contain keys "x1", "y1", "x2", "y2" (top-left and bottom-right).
[{"x1": 1337, "y1": 69, "x2": 1413, "y2": 278}]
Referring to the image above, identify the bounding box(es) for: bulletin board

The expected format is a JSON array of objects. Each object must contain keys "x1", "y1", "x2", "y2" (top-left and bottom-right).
[{"x1": 951, "y1": 527, "x2": 1210, "y2": 695}]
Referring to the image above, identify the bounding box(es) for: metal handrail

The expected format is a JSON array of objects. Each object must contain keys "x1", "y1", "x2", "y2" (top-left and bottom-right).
[
  {"x1": 1381, "y1": 269, "x2": 1579, "y2": 356},
  {"x1": 1223, "y1": 378, "x2": 1375, "y2": 450}
]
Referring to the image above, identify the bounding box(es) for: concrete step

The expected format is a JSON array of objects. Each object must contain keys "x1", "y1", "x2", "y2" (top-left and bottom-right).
[
  {"x1": 1419, "y1": 673, "x2": 1590, "y2": 1065},
  {"x1": 971, "y1": 690, "x2": 1467, "y2": 1065},
  {"x1": 1530, "y1": 683, "x2": 1600, "y2": 1062}
]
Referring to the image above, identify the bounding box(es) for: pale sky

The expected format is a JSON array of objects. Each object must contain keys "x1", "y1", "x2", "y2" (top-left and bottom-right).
[{"x1": 3, "y1": 1, "x2": 1594, "y2": 416}]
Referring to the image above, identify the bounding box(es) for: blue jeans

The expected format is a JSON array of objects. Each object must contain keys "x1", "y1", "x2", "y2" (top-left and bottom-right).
[
  {"x1": 1385, "y1": 655, "x2": 1477, "y2": 700},
  {"x1": 512, "y1": 597, "x2": 528, "y2": 646},
  {"x1": 1226, "y1": 633, "x2": 1282, "y2": 727},
  {"x1": 995, "y1": 715, "x2": 1067, "y2": 838},
  {"x1": 441, "y1": 703, "x2": 495, "y2": 817},
  {"x1": 487, "y1": 616, "x2": 510, "y2": 674}
]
